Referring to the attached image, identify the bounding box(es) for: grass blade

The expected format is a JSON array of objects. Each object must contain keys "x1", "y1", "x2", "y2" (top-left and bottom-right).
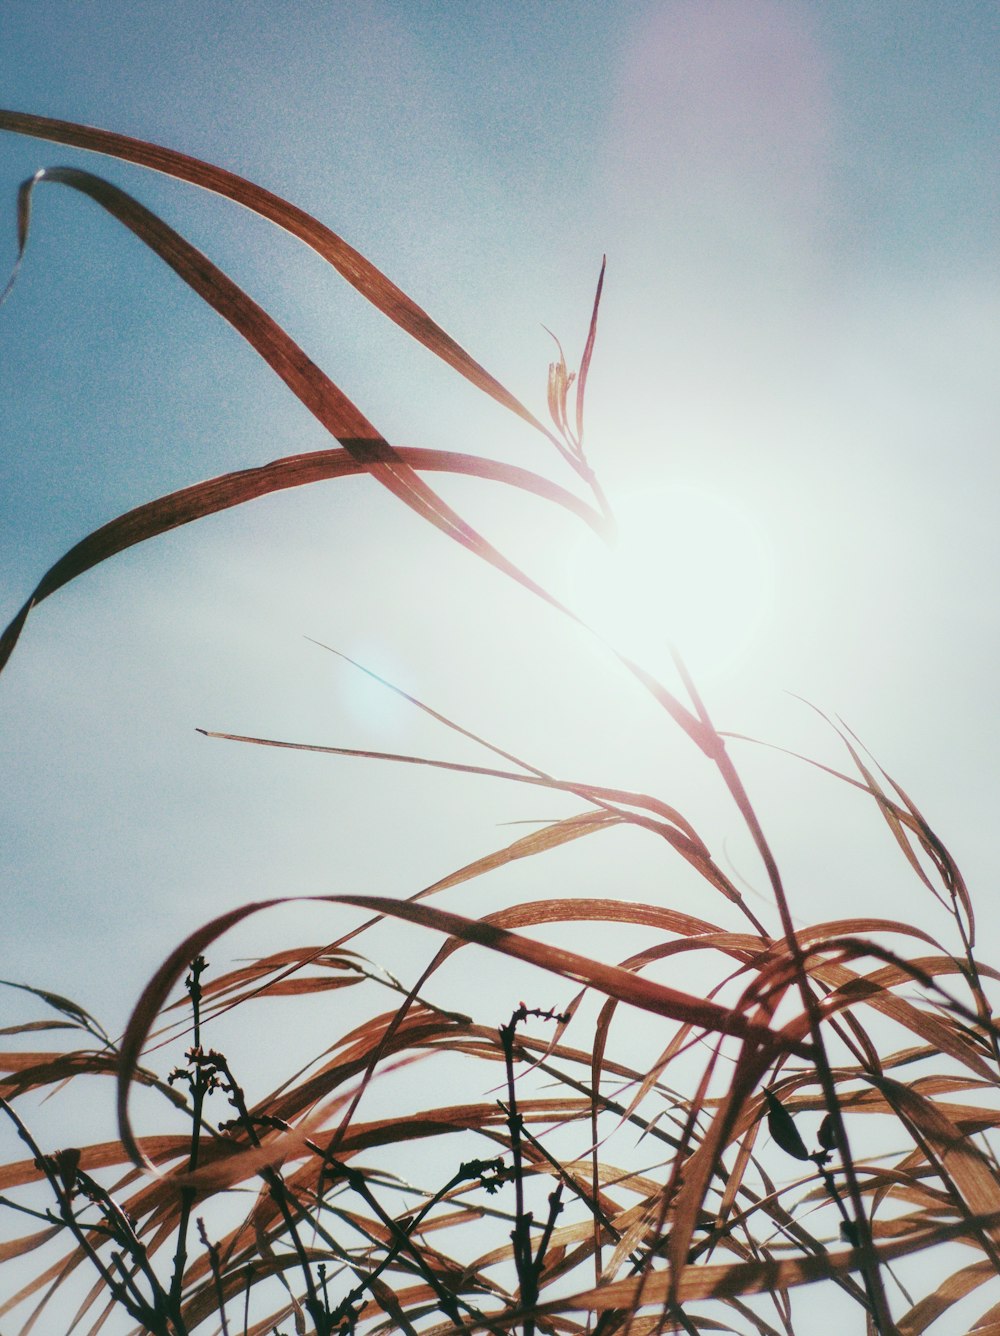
[
  {"x1": 0, "y1": 110, "x2": 555, "y2": 440},
  {"x1": 0, "y1": 445, "x2": 602, "y2": 674}
]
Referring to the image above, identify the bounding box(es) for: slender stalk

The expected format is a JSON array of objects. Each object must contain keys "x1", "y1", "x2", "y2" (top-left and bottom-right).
[{"x1": 168, "y1": 956, "x2": 210, "y2": 1330}]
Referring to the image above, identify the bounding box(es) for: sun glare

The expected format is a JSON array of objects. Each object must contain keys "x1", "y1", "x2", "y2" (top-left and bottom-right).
[{"x1": 560, "y1": 482, "x2": 774, "y2": 682}]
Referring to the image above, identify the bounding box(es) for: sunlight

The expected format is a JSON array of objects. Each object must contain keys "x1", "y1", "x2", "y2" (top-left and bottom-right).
[{"x1": 560, "y1": 481, "x2": 775, "y2": 683}]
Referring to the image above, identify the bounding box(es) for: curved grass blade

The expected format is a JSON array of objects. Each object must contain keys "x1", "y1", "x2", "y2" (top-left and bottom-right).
[
  {"x1": 6, "y1": 167, "x2": 544, "y2": 548},
  {"x1": 0, "y1": 981, "x2": 109, "y2": 1045},
  {"x1": 893, "y1": 1260, "x2": 993, "y2": 1336},
  {"x1": 0, "y1": 110, "x2": 556, "y2": 441},
  {"x1": 0, "y1": 445, "x2": 602, "y2": 674},
  {"x1": 195, "y1": 729, "x2": 709, "y2": 856}
]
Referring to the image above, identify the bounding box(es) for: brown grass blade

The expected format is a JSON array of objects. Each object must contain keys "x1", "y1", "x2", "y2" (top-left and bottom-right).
[
  {"x1": 542, "y1": 1214, "x2": 1000, "y2": 1314},
  {"x1": 806, "y1": 962, "x2": 999, "y2": 1083},
  {"x1": 661, "y1": 1040, "x2": 779, "y2": 1304},
  {"x1": 969, "y1": 1299, "x2": 1000, "y2": 1334},
  {"x1": 0, "y1": 445, "x2": 601, "y2": 674},
  {"x1": 419, "y1": 811, "x2": 627, "y2": 897},
  {"x1": 837, "y1": 715, "x2": 976, "y2": 932},
  {"x1": 195, "y1": 728, "x2": 711, "y2": 857},
  {"x1": 0, "y1": 1227, "x2": 61, "y2": 1265},
  {"x1": 575, "y1": 256, "x2": 606, "y2": 448},
  {"x1": 796, "y1": 917, "x2": 947, "y2": 954},
  {"x1": 0, "y1": 110, "x2": 555, "y2": 438}
]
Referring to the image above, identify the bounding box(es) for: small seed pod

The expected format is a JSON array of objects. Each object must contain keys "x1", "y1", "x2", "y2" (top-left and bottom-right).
[
  {"x1": 763, "y1": 1089, "x2": 811, "y2": 1162},
  {"x1": 817, "y1": 1112, "x2": 838, "y2": 1152}
]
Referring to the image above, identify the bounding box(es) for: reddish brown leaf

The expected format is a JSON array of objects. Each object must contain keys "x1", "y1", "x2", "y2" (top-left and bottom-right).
[{"x1": 0, "y1": 110, "x2": 553, "y2": 437}]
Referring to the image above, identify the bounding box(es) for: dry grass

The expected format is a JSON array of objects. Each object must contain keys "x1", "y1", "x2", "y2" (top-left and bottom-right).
[{"x1": 2, "y1": 111, "x2": 999, "y2": 1335}]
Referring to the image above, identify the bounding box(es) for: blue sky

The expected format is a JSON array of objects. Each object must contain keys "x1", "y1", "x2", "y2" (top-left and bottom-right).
[{"x1": 2, "y1": 0, "x2": 999, "y2": 1069}]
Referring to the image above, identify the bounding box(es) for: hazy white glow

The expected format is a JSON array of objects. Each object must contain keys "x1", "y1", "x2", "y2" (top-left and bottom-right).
[{"x1": 561, "y1": 483, "x2": 774, "y2": 682}]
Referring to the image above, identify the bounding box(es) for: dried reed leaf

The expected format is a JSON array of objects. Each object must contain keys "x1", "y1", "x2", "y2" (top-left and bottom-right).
[
  {"x1": 970, "y1": 1300, "x2": 1000, "y2": 1333},
  {"x1": 0, "y1": 1227, "x2": 61, "y2": 1264},
  {"x1": 0, "y1": 111, "x2": 558, "y2": 438},
  {"x1": 0, "y1": 981, "x2": 106, "y2": 1037},
  {"x1": 419, "y1": 810, "x2": 627, "y2": 897},
  {"x1": 662, "y1": 1043, "x2": 779, "y2": 1302},
  {"x1": 195, "y1": 729, "x2": 717, "y2": 868},
  {"x1": 575, "y1": 256, "x2": 606, "y2": 447},
  {"x1": 811, "y1": 960, "x2": 997, "y2": 1082},
  {"x1": 545, "y1": 1216, "x2": 1000, "y2": 1312},
  {"x1": 1, "y1": 442, "x2": 603, "y2": 657},
  {"x1": 896, "y1": 1258, "x2": 995, "y2": 1335}
]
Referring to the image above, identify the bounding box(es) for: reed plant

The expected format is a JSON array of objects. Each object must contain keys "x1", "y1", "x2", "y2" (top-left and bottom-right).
[{"x1": 1, "y1": 111, "x2": 999, "y2": 1336}]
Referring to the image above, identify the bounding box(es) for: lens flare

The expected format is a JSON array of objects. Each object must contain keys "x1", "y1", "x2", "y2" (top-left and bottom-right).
[{"x1": 560, "y1": 482, "x2": 774, "y2": 682}]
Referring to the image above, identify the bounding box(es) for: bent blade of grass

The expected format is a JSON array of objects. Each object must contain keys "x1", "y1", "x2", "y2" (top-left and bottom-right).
[
  {"x1": 419, "y1": 811, "x2": 628, "y2": 897},
  {"x1": 0, "y1": 110, "x2": 557, "y2": 442},
  {"x1": 723, "y1": 725, "x2": 969, "y2": 911},
  {"x1": 785, "y1": 701, "x2": 975, "y2": 933},
  {"x1": 795, "y1": 917, "x2": 948, "y2": 956},
  {"x1": 802, "y1": 962, "x2": 1000, "y2": 1084},
  {"x1": 194, "y1": 728, "x2": 771, "y2": 931},
  {"x1": 0, "y1": 444, "x2": 602, "y2": 675},
  {"x1": 410, "y1": 898, "x2": 753, "y2": 987},
  {"x1": 660, "y1": 1038, "x2": 782, "y2": 1304},
  {"x1": 0, "y1": 981, "x2": 109, "y2": 1044},
  {"x1": 195, "y1": 728, "x2": 712, "y2": 859},
  {"x1": 969, "y1": 1298, "x2": 1000, "y2": 1334},
  {"x1": 837, "y1": 714, "x2": 976, "y2": 933},
  {"x1": 0, "y1": 1228, "x2": 62, "y2": 1266}
]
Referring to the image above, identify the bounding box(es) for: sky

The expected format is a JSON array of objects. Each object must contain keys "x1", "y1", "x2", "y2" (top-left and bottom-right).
[{"x1": 1, "y1": 4, "x2": 999, "y2": 1314}]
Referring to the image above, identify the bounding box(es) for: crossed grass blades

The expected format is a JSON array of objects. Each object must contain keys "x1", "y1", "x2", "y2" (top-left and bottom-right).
[{"x1": 1, "y1": 111, "x2": 998, "y2": 1335}]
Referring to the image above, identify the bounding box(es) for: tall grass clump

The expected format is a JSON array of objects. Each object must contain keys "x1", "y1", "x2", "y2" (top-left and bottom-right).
[{"x1": 2, "y1": 111, "x2": 999, "y2": 1336}]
